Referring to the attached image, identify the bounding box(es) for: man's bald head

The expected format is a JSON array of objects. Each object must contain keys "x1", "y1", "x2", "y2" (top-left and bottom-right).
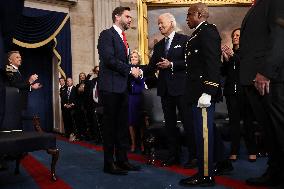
[
  {"x1": 189, "y1": 2, "x2": 209, "y2": 19},
  {"x1": 186, "y1": 2, "x2": 209, "y2": 29}
]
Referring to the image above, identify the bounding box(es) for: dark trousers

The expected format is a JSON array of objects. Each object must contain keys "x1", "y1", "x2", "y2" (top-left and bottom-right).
[
  {"x1": 192, "y1": 104, "x2": 215, "y2": 177},
  {"x1": 226, "y1": 91, "x2": 257, "y2": 155},
  {"x1": 262, "y1": 83, "x2": 284, "y2": 178},
  {"x1": 62, "y1": 108, "x2": 76, "y2": 137},
  {"x1": 75, "y1": 104, "x2": 88, "y2": 137},
  {"x1": 226, "y1": 95, "x2": 241, "y2": 154},
  {"x1": 243, "y1": 86, "x2": 269, "y2": 154},
  {"x1": 101, "y1": 91, "x2": 129, "y2": 164},
  {"x1": 161, "y1": 95, "x2": 196, "y2": 160}
]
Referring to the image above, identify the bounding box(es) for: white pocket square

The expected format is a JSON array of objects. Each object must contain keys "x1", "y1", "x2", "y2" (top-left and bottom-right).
[{"x1": 174, "y1": 45, "x2": 181, "y2": 48}]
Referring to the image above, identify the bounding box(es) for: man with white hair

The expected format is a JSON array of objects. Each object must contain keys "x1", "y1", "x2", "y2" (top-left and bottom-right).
[{"x1": 143, "y1": 13, "x2": 197, "y2": 168}]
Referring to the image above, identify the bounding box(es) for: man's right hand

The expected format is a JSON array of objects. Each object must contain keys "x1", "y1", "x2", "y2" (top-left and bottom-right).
[{"x1": 29, "y1": 74, "x2": 38, "y2": 84}]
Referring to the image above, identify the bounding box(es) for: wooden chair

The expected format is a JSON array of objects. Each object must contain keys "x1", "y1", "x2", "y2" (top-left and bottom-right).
[{"x1": 0, "y1": 87, "x2": 59, "y2": 181}]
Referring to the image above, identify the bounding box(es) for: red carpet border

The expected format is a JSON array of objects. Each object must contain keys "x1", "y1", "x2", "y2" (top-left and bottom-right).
[
  {"x1": 20, "y1": 135, "x2": 267, "y2": 189},
  {"x1": 21, "y1": 155, "x2": 72, "y2": 189}
]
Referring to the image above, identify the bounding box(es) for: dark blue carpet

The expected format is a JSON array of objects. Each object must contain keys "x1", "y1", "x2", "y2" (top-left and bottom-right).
[{"x1": 0, "y1": 139, "x2": 272, "y2": 189}]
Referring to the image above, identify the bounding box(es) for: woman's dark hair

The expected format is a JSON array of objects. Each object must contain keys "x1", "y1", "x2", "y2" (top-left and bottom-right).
[{"x1": 231, "y1": 28, "x2": 241, "y2": 39}]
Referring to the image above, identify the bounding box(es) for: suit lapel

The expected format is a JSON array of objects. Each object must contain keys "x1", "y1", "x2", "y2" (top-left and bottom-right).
[
  {"x1": 110, "y1": 27, "x2": 127, "y2": 56},
  {"x1": 167, "y1": 33, "x2": 180, "y2": 56}
]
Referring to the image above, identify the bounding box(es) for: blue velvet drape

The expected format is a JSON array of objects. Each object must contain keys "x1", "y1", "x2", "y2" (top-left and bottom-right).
[
  {"x1": 14, "y1": 7, "x2": 72, "y2": 78},
  {"x1": 0, "y1": 0, "x2": 25, "y2": 128},
  {"x1": 11, "y1": 7, "x2": 72, "y2": 131}
]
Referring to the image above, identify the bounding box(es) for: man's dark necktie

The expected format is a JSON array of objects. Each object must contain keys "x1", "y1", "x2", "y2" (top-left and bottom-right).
[
  {"x1": 67, "y1": 87, "x2": 71, "y2": 99},
  {"x1": 164, "y1": 37, "x2": 170, "y2": 57}
]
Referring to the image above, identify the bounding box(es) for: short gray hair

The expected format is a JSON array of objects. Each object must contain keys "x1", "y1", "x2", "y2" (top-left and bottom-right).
[{"x1": 160, "y1": 13, "x2": 177, "y2": 30}]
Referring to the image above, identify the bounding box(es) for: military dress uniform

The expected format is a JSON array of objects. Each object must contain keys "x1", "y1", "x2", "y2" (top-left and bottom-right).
[{"x1": 184, "y1": 21, "x2": 221, "y2": 178}]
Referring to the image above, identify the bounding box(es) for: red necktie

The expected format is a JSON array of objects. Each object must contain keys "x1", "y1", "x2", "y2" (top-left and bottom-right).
[{"x1": 122, "y1": 32, "x2": 128, "y2": 55}]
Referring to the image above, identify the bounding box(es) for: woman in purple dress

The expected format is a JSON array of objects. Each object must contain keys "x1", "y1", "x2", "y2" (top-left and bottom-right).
[{"x1": 128, "y1": 50, "x2": 145, "y2": 152}]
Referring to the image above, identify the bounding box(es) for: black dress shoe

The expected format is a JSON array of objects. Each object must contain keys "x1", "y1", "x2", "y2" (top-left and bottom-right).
[
  {"x1": 246, "y1": 172, "x2": 280, "y2": 186},
  {"x1": 161, "y1": 157, "x2": 179, "y2": 167},
  {"x1": 104, "y1": 162, "x2": 128, "y2": 175},
  {"x1": 116, "y1": 161, "x2": 141, "y2": 171},
  {"x1": 179, "y1": 175, "x2": 215, "y2": 187},
  {"x1": 214, "y1": 159, "x2": 234, "y2": 176},
  {"x1": 183, "y1": 158, "x2": 198, "y2": 169}
]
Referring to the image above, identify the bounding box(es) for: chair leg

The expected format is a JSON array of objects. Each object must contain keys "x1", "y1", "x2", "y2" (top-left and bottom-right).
[
  {"x1": 145, "y1": 134, "x2": 157, "y2": 165},
  {"x1": 14, "y1": 153, "x2": 26, "y2": 175},
  {"x1": 15, "y1": 157, "x2": 21, "y2": 175},
  {"x1": 47, "y1": 148, "x2": 59, "y2": 181}
]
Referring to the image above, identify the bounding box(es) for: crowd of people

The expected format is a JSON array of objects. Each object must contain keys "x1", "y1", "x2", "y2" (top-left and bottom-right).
[
  {"x1": 1, "y1": 0, "x2": 283, "y2": 188},
  {"x1": 59, "y1": 66, "x2": 101, "y2": 142},
  {"x1": 95, "y1": 1, "x2": 284, "y2": 187}
]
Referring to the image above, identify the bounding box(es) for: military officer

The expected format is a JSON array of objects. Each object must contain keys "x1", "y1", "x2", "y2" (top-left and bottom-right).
[{"x1": 179, "y1": 3, "x2": 222, "y2": 187}]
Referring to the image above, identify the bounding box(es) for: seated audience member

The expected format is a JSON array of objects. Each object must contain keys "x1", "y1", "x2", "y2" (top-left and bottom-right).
[
  {"x1": 128, "y1": 50, "x2": 145, "y2": 152},
  {"x1": 221, "y1": 28, "x2": 257, "y2": 162},
  {"x1": 61, "y1": 77, "x2": 77, "y2": 141}
]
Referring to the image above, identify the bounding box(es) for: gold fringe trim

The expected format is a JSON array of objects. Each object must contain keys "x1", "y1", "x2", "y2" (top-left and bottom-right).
[
  {"x1": 53, "y1": 38, "x2": 66, "y2": 79},
  {"x1": 13, "y1": 14, "x2": 70, "y2": 49}
]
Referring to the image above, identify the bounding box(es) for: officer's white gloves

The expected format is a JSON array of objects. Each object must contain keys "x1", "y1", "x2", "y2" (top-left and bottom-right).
[{"x1": 197, "y1": 93, "x2": 211, "y2": 108}]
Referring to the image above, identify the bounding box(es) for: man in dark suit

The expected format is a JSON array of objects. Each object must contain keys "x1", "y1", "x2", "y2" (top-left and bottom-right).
[
  {"x1": 61, "y1": 77, "x2": 77, "y2": 141},
  {"x1": 5, "y1": 51, "x2": 42, "y2": 111},
  {"x1": 179, "y1": 3, "x2": 222, "y2": 187},
  {"x1": 97, "y1": 6, "x2": 141, "y2": 175},
  {"x1": 239, "y1": 0, "x2": 284, "y2": 186},
  {"x1": 143, "y1": 13, "x2": 196, "y2": 168},
  {"x1": 59, "y1": 77, "x2": 66, "y2": 98}
]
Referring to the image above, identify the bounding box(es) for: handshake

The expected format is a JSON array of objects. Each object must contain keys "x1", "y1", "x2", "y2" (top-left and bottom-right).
[
  {"x1": 130, "y1": 67, "x2": 142, "y2": 78},
  {"x1": 28, "y1": 74, "x2": 42, "y2": 90}
]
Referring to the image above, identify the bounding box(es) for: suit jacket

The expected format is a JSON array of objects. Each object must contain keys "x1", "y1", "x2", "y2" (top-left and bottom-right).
[
  {"x1": 239, "y1": 0, "x2": 284, "y2": 85},
  {"x1": 144, "y1": 32, "x2": 188, "y2": 97},
  {"x1": 59, "y1": 85, "x2": 67, "y2": 108},
  {"x1": 184, "y1": 21, "x2": 222, "y2": 103},
  {"x1": 61, "y1": 86, "x2": 77, "y2": 108},
  {"x1": 5, "y1": 67, "x2": 30, "y2": 109},
  {"x1": 221, "y1": 49, "x2": 241, "y2": 95},
  {"x1": 97, "y1": 26, "x2": 131, "y2": 93}
]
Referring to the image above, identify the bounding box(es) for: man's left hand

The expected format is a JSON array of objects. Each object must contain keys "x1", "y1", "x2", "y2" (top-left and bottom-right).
[
  {"x1": 254, "y1": 73, "x2": 270, "y2": 96},
  {"x1": 156, "y1": 58, "x2": 172, "y2": 69}
]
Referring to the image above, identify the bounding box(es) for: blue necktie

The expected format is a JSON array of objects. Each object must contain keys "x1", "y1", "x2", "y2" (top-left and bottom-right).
[{"x1": 164, "y1": 37, "x2": 170, "y2": 56}]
